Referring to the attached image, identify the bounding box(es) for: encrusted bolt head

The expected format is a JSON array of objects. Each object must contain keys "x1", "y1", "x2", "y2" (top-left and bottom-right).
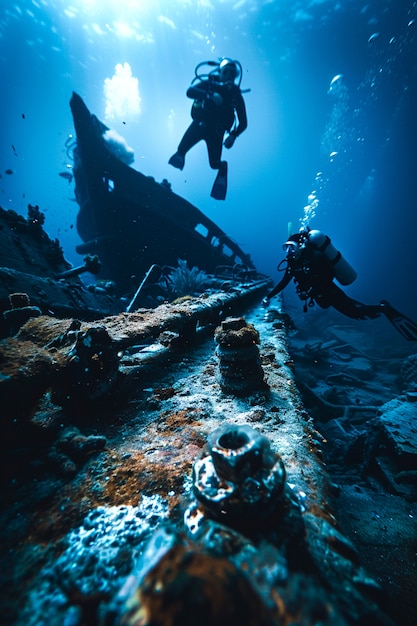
[
  {"x1": 214, "y1": 317, "x2": 260, "y2": 347},
  {"x1": 192, "y1": 423, "x2": 286, "y2": 529},
  {"x1": 208, "y1": 424, "x2": 266, "y2": 484},
  {"x1": 220, "y1": 317, "x2": 247, "y2": 332},
  {"x1": 9, "y1": 292, "x2": 30, "y2": 308}
]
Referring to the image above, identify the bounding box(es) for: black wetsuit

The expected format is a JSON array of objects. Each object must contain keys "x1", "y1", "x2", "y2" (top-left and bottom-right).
[
  {"x1": 177, "y1": 78, "x2": 247, "y2": 171},
  {"x1": 267, "y1": 247, "x2": 382, "y2": 320}
]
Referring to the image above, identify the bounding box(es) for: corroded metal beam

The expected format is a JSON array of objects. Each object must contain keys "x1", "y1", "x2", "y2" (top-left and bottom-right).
[{"x1": 0, "y1": 280, "x2": 271, "y2": 418}]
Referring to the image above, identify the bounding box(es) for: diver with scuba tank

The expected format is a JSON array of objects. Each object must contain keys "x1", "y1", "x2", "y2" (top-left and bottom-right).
[
  {"x1": 168, "y1": 58, "x2": 248, "y2": 201},
  {"x1": 263, "y1": 227, "x2": 417, "y2": 341}
]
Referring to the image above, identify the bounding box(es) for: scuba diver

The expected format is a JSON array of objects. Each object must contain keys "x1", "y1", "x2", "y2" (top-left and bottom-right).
[
  {"x1": 168, "y1": 58, "x2": 248, "y2": 201},
  {"x1": 263, "y1": 228, "x2": 417, "y2": 341}
]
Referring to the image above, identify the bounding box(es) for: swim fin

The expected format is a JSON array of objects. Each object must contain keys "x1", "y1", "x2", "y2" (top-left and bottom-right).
[
  {"x1": 210, "y1": 161, "x2": 228, "y2": 200},
  {"x1": 380, "y1": 300, "x2": 417, "y2": 341},
  {"x1": 168, "y1": 152, "x2": 185, "y2": 170}
]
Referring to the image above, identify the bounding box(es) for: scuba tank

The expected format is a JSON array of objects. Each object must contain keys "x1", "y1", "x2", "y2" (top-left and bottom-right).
[{"x1": 307, "y1": 229, "x2": 357, "y2": 286}]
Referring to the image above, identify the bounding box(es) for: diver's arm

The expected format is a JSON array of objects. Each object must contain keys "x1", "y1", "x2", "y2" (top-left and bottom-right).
[
  {"x1": 224, "y1": 91, "x2": 248, "y2": 148},
  {"x1": 266, "y1": 270, "x2": 292, "y2": 300},
  {"x1": 187, "y1": 85, "x2": 207, "y2": 100},
  {"x1": 187, "y1": 81, "x2": 222, "y2": 104},
  {"x1": 233, "y1": 91, "x2": 248, "y2": 136}
]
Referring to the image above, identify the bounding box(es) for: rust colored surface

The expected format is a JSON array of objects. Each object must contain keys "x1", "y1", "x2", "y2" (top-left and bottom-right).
[{"x1": 0, "y1": 301, "x2": 394, "y2": 626}]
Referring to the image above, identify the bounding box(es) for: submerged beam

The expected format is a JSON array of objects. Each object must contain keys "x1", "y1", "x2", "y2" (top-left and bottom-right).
[{"x1": 0, "y1": 280, "x2": 270, "y2": 417}]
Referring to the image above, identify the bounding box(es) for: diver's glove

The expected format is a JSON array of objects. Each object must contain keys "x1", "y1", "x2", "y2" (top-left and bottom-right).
[
  {"x1": 224, "y1": 132, "x2": 236, "y2": 149},
  {"x1": 262, "y1": 296, "x2": 270, "y2": 307}
]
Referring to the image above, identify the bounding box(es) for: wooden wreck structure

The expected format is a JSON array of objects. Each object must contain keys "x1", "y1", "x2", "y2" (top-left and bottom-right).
[{"x1": 70, "y1": 91, "x2": 256, "y2": 296}]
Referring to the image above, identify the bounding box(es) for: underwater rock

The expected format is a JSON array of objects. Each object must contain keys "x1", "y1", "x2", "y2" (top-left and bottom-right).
[
  {"x1": 400, "y1": 354, "x2": 417, "y2": 391},
  {"x1": 371, "y1": 397, "x2": 417, "y2": 500},
  {"x1": 0, "y1": 205, "x2": 122, "y2": 325},
  {"x1": 344, "y1": 356, "x2": 374, "y2": 380},
  {"x1": 319, "y1": 394, "x2": 417, "y2": 502},
  {"x1": 47, "y1": 426, "x2": 107, "y2": 476},
  {"x1": 0, "y1": 334, "x2": 58, "y2": 422},
  {"x1": 377, "y1": 397, "x2": 417, "y2": 462}
]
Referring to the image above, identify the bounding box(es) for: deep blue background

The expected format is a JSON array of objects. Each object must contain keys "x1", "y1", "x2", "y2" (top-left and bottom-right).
[{"x1": 1, "y1": 0, "x2": 416, "y2": 317}]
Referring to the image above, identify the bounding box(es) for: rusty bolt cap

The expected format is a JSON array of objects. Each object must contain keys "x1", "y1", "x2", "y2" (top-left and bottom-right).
[
  {"x1": 220, "y1": 317, "x2": 247, "y2": 331},
  {"x1": 208, "y1": 424, "x2": 267, "y2": 484},
  {"x1": 193, "y1": 424, "x2": 286, "y2": 527},
  {"x1": 9, "y1": 292, "x2": 30, "y2": 308}
]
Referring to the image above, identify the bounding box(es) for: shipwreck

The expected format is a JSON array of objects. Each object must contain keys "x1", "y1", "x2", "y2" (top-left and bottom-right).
[
  {"x1": 0, "y1": 95, "x2": 416, "y2": 626},
  {"x1": 70, "y1": 91, "x2": 256, "y2": 297}
]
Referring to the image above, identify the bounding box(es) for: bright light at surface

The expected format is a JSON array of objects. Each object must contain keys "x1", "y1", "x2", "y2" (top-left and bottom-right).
[
  {"x1": 104, "y1": 62, "x2": 142, "y2": 121},
  {"x1": 113, "y1": 21, "x2": 136, "y2": 38},
  {"x1": 52, "y1": 0, "x2": 213, "y2": 19}
]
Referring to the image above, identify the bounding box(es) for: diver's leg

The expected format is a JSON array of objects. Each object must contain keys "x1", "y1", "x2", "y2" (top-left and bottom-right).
[
  {"x1": 329, "y1": 284, "x2": 382, "y2": 319},
  {"x1": 206, "y1": 131, "x2": 223, "y2": 170},
  {"x1": 169, "y1": 121, "x2": 203, "y2": 169},
  {"x1": 210, "y1": 162, "x2": 228, "y2": 200},
  {"x1": 324, "y1": 285, "x2": 417, "y2": 340},
  {"x1": 207, "y1": 134, "x2": 228, "y2": 200}
]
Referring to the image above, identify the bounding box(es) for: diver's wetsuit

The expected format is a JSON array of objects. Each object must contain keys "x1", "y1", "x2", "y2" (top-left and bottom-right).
[
  {"x1": 176, "y1": 78, "x2": 247, "y2": 171},
  {"x1": 268, "y1": 247, "x2": 382, "y2": 320}
]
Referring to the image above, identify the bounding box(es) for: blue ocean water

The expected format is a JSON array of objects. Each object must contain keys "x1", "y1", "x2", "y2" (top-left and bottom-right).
[{"x1": 1, "y1": 0, "x2": 416, "y2": 316}]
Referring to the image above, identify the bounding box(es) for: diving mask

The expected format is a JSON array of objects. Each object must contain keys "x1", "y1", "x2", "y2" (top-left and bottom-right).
[{"x1": 283, "y1": 241, "x2": 300, "y2": 254}]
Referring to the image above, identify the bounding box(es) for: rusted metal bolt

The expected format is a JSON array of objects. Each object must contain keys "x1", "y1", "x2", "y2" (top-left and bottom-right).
[
  {"x1": 193, "y1": 423, "x2": 286, "y2": 529},
  {"x1": 208, "y1": 424, "x2": 265, "y2": 484},
  {"x1": 214, "y1": 316, "x2": 260, "y2": 347},
  {"x1": 214, "y1": 317, "x2": 267, "y2": 396}
]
